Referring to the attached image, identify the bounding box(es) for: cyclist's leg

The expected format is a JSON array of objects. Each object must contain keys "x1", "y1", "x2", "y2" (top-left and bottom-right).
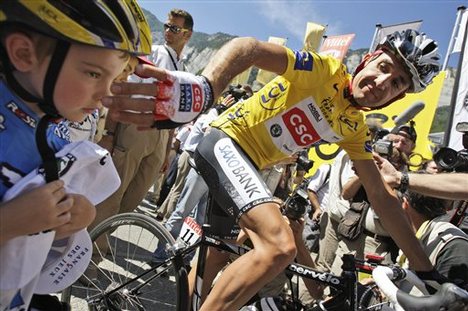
[
  {"x1": 194, "y1": 129, "x2": 296, "y2": 310},
  {"x1": 201, "y1": 203, "x2": 296, "y2": 310},
  {"x1": 187, "y1": 245, "x2": 231, "y2": 304}
]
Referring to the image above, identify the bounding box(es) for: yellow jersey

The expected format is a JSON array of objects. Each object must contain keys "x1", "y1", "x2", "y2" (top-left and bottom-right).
[{"x1": 211, "y1": 49, "x2": 373, "y2": 169}]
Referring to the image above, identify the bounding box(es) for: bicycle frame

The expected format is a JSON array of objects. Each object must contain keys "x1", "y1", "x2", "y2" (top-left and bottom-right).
[{"x1": 178, "y1": 220, "x2": 381, "y2": 311}]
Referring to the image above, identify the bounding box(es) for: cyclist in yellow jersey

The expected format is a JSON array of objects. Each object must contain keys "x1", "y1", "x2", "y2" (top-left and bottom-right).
[
  {"x1": 210, "y1": 49, "x2": 372, "y2": 169},
  {"x1": 103, "y1": 29, "x2": 441, "y2": 310}
]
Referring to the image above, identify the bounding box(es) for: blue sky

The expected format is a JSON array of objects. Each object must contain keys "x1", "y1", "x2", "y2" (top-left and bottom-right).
[{"x1": 140, "y1": 0, "x2": 465, "y2": 66}]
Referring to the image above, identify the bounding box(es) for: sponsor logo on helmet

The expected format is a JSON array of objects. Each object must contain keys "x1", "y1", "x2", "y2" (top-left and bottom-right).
[
  {"x1": 180, "y1": 83, "x2": 203, "y2": 113},
  {"x1": 38, "y1": 5, "x2": 59, "y2": 24},
  {"x1": 283, "y1": 108, "x2": 320, "y2": 146},
  {"x1": 127, "y1": 0, "x2": 146, "y2": 22},
  {"x1": 6, "y1": 101, "x2": 36, "y2": 128},
  {"x1": 294, "y1": 51, "x2": 313, "y2": 71}
]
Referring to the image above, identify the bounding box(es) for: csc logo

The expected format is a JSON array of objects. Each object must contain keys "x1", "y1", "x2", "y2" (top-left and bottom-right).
[
  {"x1": 192, "y1": 84, "x2": 203, "y2": 112},
  {"x1": 283, "y1": 108, "x2": 319, "y2": 146}
]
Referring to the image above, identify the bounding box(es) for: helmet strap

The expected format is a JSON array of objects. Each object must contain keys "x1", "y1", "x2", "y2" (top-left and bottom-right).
[
  {"x1": 41, "y1": 40, "x2": 70, "y2": 118},
  {"x1": 34, "y1": 41, "x2": 71, "y2": 183},
  {"x1": 35, "y1": 115, "x2": 60, "y2": 182}
]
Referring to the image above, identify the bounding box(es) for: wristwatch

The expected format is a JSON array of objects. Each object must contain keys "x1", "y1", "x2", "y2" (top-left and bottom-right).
[{"x1": 398, "y1": 171, "x2": 409, "y2": 193}]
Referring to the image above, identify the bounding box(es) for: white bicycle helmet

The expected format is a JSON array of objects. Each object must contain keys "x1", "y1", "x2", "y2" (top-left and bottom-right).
[{"x1": 376, "y1": 29, "x2": 441, "y2": 93}]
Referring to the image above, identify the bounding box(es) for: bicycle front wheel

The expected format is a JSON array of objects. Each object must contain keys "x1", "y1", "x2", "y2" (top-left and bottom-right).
[{"x1": 61, "y1": 212, "x2": 188, "y2": 311}]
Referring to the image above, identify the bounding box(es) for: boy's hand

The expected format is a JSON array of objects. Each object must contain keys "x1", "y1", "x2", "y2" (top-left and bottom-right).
[
  {"x1": 54, "y1": 194, "x2": 96, "y2": 240},
  {"x1": 0, "y1": 180, "x2": 72, "y2": 244}
]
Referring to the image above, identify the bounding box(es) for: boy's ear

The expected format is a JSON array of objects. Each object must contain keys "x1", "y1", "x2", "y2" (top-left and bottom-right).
[{"x1": 4, "y1": 32, "x2": 38, "y2": 72}]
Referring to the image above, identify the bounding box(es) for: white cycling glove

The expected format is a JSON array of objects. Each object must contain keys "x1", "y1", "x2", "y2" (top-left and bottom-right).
[{"x1": 153, "y1": 71, "x2": 214, "y2": 129}]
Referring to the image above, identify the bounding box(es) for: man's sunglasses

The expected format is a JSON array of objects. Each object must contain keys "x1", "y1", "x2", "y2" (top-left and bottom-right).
[{"x1": 164, "y1": 23, "x2": 189, "y2": 34}]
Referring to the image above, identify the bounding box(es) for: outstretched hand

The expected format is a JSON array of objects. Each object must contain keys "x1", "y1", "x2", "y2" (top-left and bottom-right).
[
  {"x1": 103, "y1": 63, "x2": 213, "y2": 130},
  {"x1": 102, "y1": 64, "x2": 167, "y2": 130}
]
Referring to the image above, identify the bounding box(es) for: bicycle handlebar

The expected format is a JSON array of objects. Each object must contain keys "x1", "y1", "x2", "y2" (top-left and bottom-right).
[{"x1": 372, "y1": 266, "x2": 468, "y2": 311}]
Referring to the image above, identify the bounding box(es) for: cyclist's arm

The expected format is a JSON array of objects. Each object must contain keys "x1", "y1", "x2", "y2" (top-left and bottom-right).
[
  {"x1": 201, "y1": 37, "x2": 288, "y2": 98},
  {"x1": 353, "y1": 159, "x2": 433, "y2": 271}
]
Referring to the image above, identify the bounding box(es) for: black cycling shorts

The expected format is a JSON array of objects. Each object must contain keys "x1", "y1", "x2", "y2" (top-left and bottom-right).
[{"x1": 194, "y1": 128, "x2": 275, "y2": 238}]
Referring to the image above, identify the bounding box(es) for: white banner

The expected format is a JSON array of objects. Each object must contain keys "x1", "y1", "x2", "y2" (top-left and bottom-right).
[
  {"x1": 453, "y1": 9, "x2": 468, "y2": 53},
  {"x1": 448, "y1": 26, "x2": 468, "y2": 150},
  {"x1": 370, "y1": 20, "x2": 422, "y2": 52}
]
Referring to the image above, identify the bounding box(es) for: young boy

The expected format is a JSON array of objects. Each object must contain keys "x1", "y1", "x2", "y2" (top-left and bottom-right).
[{"x1": 0, "y1": 1, "x2": 151, "y2": 310}]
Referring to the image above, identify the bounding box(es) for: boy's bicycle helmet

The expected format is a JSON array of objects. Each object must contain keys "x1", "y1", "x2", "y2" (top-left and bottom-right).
[
  {"x1": 0, "y1": 0, "x2": 151, "y2": 55},
  {"x1": 0, "y1": 0, "x2": 152, "y2": 182},
  {"x1": 376, "y1": 29, "x2": 440, "y2": 93}
]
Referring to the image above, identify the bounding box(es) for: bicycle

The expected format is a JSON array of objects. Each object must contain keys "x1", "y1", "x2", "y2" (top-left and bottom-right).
[{"x1": 61, "y1": 186, "x2": 468, "y2": 310}]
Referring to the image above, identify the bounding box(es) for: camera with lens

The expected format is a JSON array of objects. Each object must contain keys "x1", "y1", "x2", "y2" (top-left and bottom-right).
[
  {"x1": 434, "y1": 122, "x2": 468, "y2": 172},
  {"x1": 372, "y1": 139, "x2": 393, "y2": 158},
  {"x1": 283, "y1": 179, "x2": 310, "y2": 220},
  {"x1": 296, "y1": 153, "x2": 314, "y2": 173},
  {"x1": 224, "y1": 84, "x2": 251, "y2": 102}
]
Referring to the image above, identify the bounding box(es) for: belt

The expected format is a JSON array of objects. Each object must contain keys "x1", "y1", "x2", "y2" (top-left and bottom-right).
[{"x1": 362, "y1": 228, "x2": 393, "y2": 244}]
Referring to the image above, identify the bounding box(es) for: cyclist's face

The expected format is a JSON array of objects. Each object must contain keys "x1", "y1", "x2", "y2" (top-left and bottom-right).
[{"x1": 352, "y1": 52, "x2": 411, "y2": 108}]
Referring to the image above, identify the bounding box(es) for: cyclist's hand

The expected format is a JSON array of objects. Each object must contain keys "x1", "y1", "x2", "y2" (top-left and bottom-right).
[
  {"x1": 103, "y1": 63, "x2": 167, "y2": 130},
  {"x1": 54, "y1": 194, "x2": 96, "y2": 240},
  {"x1": 152, "y1": 71, "x2": 214, "y2": 129},
  {"x1": 0, "y1": 180, "x2": 72, "y2": 244}
]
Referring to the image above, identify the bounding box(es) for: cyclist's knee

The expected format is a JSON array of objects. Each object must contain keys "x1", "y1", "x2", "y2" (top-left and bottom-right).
[{"x1": 259, "y1": 229, "x2": 296, "y2": 266}]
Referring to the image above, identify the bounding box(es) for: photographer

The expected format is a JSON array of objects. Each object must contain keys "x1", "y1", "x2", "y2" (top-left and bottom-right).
[{"x1": 340, "y1": 147, "x2": 409, "y2": 265}]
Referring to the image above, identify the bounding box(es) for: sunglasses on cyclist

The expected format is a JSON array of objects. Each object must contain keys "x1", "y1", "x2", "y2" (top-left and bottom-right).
[{"x1": 164, "y1": 23, "x2": 189, "y2": 34}]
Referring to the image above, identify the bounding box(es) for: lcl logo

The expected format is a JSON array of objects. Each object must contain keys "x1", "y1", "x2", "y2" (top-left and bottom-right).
[{"x1": 282, "y1": 108, "x2": 319, "y2": 146}]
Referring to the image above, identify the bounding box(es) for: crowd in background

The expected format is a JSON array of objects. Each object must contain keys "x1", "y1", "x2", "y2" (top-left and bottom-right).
[{"x1": 0, "y1": 3, "x2": 467, "y2": 311}]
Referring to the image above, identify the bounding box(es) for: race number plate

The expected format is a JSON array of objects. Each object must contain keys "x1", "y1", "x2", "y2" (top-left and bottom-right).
[{"x1": 178, "y1": 217, "x2": 202, "y2": 246}]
